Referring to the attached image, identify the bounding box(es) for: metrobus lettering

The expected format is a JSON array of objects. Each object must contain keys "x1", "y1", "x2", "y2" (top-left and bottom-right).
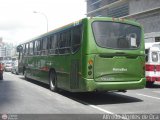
[{"x1": 113, "y1": 68, "x2": 127, "y2": 72}]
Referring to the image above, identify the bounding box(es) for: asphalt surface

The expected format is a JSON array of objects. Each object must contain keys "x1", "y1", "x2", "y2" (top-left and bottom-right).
[{"x1": 0, "y1": 72, "x2": 160, "y2": 119}]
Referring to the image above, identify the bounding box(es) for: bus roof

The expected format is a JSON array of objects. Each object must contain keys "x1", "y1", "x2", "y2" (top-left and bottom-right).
[{"x1": 145, "y1": 42, "x2": 160, "y2": 49}]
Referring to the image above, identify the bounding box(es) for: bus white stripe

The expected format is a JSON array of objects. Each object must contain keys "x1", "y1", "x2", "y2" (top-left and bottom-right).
[{"x1": 145, "y1": 71, "x2": 160, "y2": 77}]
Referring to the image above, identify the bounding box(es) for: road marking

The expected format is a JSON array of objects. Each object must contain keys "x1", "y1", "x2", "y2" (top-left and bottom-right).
[
  {"x1": 71, "y1": 97, "x2": 128, "y2": 120},
  {"x1": 89, "y1": 105, "x2": 128, "y2": 120},
  {"x1": 137, "y1": 93, "x2": 160, "y2": 100},
  {"x1": 70, "y1": 97, "x2": 114, "y2": 114},
  {"x1": 89, "y1": 104, "x2": 113, "y2": 114}
]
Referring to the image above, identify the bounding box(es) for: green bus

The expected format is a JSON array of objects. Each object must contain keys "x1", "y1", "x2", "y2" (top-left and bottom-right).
[{"x1": 17, "y1": 17, "x2": 146, "y2": 92}]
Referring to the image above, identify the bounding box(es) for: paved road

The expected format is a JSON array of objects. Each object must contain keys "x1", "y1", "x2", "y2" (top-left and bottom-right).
[{"x1": 0, "y1": 72, "x2": 160, "y2": 119}]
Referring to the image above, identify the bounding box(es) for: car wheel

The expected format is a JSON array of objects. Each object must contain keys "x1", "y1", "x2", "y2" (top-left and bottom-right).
[
  {"x1": 0, "y1": 74, "x2": 3, "y2": 80},
  {"x1": 146, "y1": 81, "x2": 154, "y2": 87}
]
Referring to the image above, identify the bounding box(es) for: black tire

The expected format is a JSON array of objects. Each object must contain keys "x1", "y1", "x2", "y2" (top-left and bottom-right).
[
  {"x1": 0, "y1": 74, "x2": 3, "y2": 80},
  {"x1": 24, "y1": 70, "x2": 28, "y2": 80},
  {"x1": 49, "y1": 70, "x2": 58, "y2": 92},
  {"x1": 146, "y1": 81, "x2": 154, "y2": 87}
]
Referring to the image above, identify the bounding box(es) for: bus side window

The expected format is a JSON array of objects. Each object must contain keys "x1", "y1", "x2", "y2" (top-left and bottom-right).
[
  {"x1": 65, "y1": 30, "x2": 71, "y2": 54},
  {"x1": 50, "y1": 34, "x2": 58, "y2": 55},
  {"x1": 34, "y1": 39, "x2": 41, "y2": 55},
  {"x1": 25, "y1": 43, "x2": 29, "y2": 55},
  {"x1": 42, "y1": 37, "x2": 48, "y2": 55},
  {"x1": 17, "y1": 45, "x2": 23, "y2": 61},
  {"x1": 29, "y1": 42, "x2": 34, "y2": 55},
  {"x1": 145, "y1": 49, "x2": 149, "y2": 62},
  {"x1": 71, "y1": 25, "x2": 82, "y2": 53},
  {"x1": 58, "y1": 30, "x2": 71, "y2": 54},
  {"x1": 59, "y1": 32, "x2": 66, "y2": 54},
  {"x1": 34, "y1": 40, "x2": 38, "y2": 55}
]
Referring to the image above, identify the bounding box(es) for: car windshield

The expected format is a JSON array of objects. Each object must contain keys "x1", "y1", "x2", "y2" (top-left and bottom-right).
[
  {"x1": 92, "y1": 21, "x2": 141, "y2": 49},
  {"x1": 6, "y1": 62, "x2": 12, "y2": 65}
]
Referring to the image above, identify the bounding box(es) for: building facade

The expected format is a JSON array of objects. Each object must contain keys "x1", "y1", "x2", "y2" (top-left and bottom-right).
[
  {"x1": 86, "y1": 0, "x2": 160, "y2": 43},
  {"x1": 0, "y1": 38, "x2": 14, "y2": 57}
]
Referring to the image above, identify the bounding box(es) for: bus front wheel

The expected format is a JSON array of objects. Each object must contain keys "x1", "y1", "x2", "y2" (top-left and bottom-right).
[{"x1": 49, "y1": 71, "x2": 58, "y2": 92}]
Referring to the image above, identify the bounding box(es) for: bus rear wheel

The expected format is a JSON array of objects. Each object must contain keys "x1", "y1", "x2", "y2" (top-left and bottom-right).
[
  {"x1": 49, "y1": 71, "x2": 58, "y2": 92},
  {"x1": 146, "y1": 81, "x2": 154, "y2": 87}
]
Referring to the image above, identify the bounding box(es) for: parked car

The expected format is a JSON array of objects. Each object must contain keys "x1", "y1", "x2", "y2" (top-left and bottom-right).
[
  {"x1": 0, "y1": 62, "x2": 4, "y2": 80},
  {"x1": 11, "y1": 60, "x2": 19, "y2": 75},
  {"x1": 4, "y1": 61, "x2": 12, "y2": 72}
]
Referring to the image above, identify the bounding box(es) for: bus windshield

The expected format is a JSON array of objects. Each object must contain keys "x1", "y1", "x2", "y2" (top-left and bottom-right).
[{"x1": 92, "y1": 21, "x2": 141, "y2": 49}]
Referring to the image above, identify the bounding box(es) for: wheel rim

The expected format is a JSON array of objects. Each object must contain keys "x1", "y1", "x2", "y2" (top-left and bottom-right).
[
  {"x1": 50, "y1": 72, "x2": 55, "y2": 89},
  {"x1": 24, "y1": 70, "x2": 27, "y2": 79}
]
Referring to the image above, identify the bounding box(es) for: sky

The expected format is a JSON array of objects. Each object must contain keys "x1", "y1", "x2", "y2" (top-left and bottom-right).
[{"x1": 0, "y1": 0, "x2": 86, "y2": 45}]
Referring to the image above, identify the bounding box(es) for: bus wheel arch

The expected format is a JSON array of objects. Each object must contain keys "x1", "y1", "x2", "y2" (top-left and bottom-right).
[
  {"x1": 23, "y1": 67, "x2": 26, "y2": 75},
  {"x1": 23, "y1": 67, "x2": 27, "y2": 80},
  {"x1": 49, "y1": 68, "x2": 58, "y2": 92}
]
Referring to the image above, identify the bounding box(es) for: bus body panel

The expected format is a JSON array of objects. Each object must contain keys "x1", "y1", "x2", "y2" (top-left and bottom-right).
[
  {"x1": 17, "y1": 17, "x2": 146, "y2": 92},
  {"x1": 94, "y1": 54, "x2": 144, "y2": 82},
  {"x1": 81, "y1": 18, "x2": 145, "y2": 91},
  {"x1": 79, "y1": 77, "x2": 146, "y2": 92}
]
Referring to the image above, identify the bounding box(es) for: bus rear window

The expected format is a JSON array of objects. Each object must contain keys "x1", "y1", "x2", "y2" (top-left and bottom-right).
[
  {"x1": 92, "y1": 21, "x2": 141, "y2": 49},
  {"x1": 152, "y1": 52, "x2": 158, "y2": 62}
]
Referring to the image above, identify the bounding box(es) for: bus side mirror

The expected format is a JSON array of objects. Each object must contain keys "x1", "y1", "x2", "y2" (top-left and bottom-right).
[{"x1": 17, "y1": 45, "x2": 23, "y2": 52}]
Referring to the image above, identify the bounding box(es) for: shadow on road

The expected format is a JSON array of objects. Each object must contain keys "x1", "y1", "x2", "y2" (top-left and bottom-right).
[
  {"x1": 20, "y1": 77, "x2": 49, "y2": 89},
  {"x1": 0, "y1": 80, "x2": 17, "y2": 107},
  {"x1": 19, "y1": 77, "x2": 143, "y2": 105},
  {"x1": 146, "y1": 83, "x2": 160, "y2": 89},
  {"x1": 59, "y1": 91, "x2": 143, "y2": 105}
]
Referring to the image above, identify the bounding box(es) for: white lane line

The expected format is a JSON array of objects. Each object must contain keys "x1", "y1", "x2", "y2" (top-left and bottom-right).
[
  {"x1": 89, "y1": 105, "x2": 128, "y2": 120},
  {"x1": 153, "y1": 91, "x2": 160, "y2": 94},
  {"x1": 137, "y1": 93, "x2": 160, "y2": 100},
  {"x1": 70, "y1": 97, "x2": 114, "y2": 114},
  {"x1": 89, "y1": 104, "x2": 113, "y2": 114},
  {"x1": 72, "y1": 98, "x2": 128, "y2": 120}
]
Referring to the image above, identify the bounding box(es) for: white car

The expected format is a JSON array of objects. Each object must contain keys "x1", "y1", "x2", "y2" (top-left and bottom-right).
[
  {"x1": 4, "y1": 62, "x2": 12, "y2": 72},
  {"x1": 11, "y1": 60, "x2": 19, "y2": 75}
]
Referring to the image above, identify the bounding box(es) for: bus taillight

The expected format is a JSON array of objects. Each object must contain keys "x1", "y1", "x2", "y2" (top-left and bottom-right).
[
  {"x1": 156, "y1": 65, "x2": 160, "y2": 71},
  {"x1": 145, "y1": 64, "x2": 154, "y2": 71},
  {"x1": 88, "y1": 59, "x2": 93, "y2": 75},
  {"x1": 88, "y1": 59, "x2": 93, "y2": 65}
]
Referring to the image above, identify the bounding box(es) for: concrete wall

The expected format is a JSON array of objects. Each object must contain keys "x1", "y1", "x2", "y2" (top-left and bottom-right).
[
  {"x1": 129, "y1": 0, "x2": 160, "y2": 14},
  {"x1": 137, "y1": 13, "x2": 160, "y2": 33},
  {"x1": 87, "y1": 0, "x2": 160, "y2": 43}
]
